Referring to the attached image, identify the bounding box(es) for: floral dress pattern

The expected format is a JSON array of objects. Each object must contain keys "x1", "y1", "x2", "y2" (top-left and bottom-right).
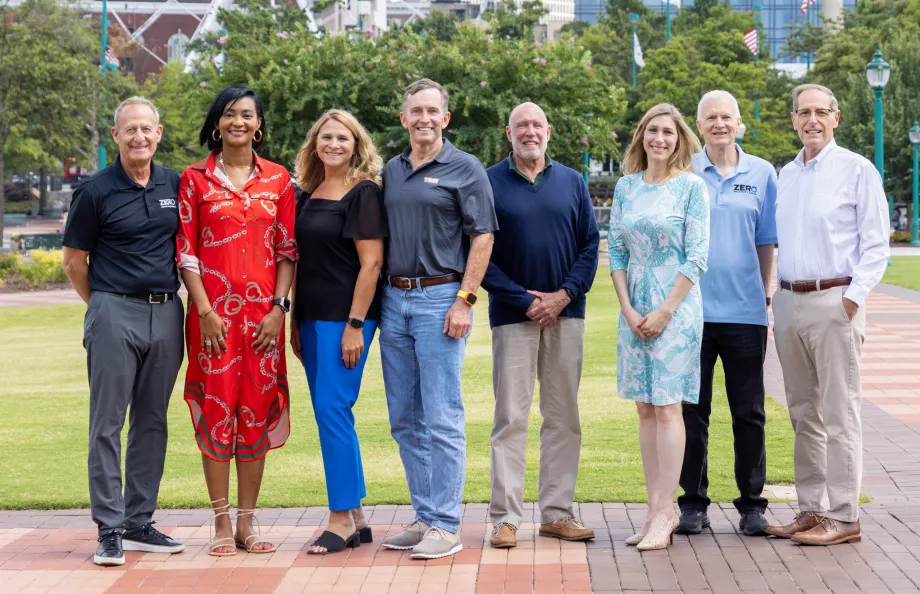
[
  {"x1": 607, "y1": 172, "x2": 710, "y2": 405},
  {"x1": 177, "y1": 151, "x2": 298, "y2": 461}
]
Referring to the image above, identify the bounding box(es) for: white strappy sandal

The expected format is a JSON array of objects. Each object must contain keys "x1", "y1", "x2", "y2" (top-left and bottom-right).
[
  {"x1": 207, "y1": 498, "x2": 237, "y2": 557},
  {"x1": 235, "y1": 508, "x2": 276, "y2": 553}
]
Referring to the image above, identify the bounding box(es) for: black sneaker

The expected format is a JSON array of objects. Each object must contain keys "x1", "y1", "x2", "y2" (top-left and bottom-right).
[
  {"x1": 122, "y1": 522, "x2": 186, "y2": 554},
  {"x1": 739, "y1": 509, "x2": 769, "y2": 536},
  {"x1": 94, "y1": 530, "x2": 125, "y2": 566},
  {"x1": 675, "y1": 510, "x2": 711, "y2": 535}
]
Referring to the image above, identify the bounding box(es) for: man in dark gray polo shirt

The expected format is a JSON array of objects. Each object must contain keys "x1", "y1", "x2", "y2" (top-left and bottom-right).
[
  {"x1": 63, "y1": 97, "x2": 185, "y2": 566},
  {"x1": 379, "y1": 79, "x2": 497, "y2": 560}
]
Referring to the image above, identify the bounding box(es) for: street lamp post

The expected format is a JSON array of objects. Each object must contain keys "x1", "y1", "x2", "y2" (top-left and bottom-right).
[
  {"x1": 866, "y1": 46, "x2": 891, "y2": 215},
  {"x1": 630, "y1": 13, "x2": 639, "y2": 88},
  {"x1": 910, "y1": 121, "x2": 920, "y2": 247}
]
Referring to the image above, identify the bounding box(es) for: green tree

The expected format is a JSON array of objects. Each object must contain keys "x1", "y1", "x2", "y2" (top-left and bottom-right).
[
  {"x1": 402, "y1": 11, "x2": 461, "y2": 42},
  {"x1": 183, "y1": 3, "x2": 626, "y2": 172},
  {"x1": 0, "y1": 0, "x2": 106, "y2": 239},
  {"x1": 481, "y1": 0, "x2": 549, "y2": 41}
]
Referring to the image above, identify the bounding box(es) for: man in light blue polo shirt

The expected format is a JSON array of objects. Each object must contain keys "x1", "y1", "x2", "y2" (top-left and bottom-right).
[{"x1": 677, "y1": 90, "x2": 777, "y2": 538}]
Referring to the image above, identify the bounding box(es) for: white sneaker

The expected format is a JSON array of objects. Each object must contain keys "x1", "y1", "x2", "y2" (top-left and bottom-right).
[{"x1": 410, "y1": 526, "x2": 462, "y2": 559}]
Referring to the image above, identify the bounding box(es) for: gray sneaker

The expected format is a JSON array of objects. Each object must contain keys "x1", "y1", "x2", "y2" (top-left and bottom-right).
[
  {"x1": 410, "y1": 526, "x2": 463, "y2": 559},
  {"x1": 381, "y1": 519, "x2": 430, "y2": 550}
]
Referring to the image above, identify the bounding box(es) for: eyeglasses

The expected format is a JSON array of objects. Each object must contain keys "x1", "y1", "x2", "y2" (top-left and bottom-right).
[{"x1": 795, "y1": 108, "x2": 835, "y2": 120}]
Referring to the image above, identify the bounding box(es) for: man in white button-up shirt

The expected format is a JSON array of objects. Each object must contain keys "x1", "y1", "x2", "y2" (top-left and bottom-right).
[{"x1": 766, "y1": 84, "x2": 890, "y2": 546}]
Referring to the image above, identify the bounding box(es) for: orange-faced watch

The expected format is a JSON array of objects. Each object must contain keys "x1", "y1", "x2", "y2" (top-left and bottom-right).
[{"x1": 457, "y1": 290, "x2": 478, "y2": 306}]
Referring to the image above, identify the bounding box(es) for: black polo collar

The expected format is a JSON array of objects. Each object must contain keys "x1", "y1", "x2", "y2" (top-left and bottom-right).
[{"x1": 113, "y1": 155, "x2": 166, "y2": 190}]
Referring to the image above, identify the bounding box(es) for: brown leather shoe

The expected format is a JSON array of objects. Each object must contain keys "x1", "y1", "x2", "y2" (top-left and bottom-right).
[
  {"x1": 489, "y1": 523, "x2": 517, "y2": 548},
  {"x1": 539, "y1": 517, "x2": 595, "y2": 542},
  {"x1": 764, "y1": 511, "x2": 824, "y2": 539},
  {"x1": 792, "y1": 518, "x2": 860, "y2": 546}
]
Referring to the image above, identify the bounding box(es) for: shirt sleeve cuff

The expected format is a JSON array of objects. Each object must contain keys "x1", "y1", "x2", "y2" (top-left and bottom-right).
[
  {"x1": 178, "y1": 253, "x2": 202, "y2": 275},
  {"x1": 843, "y1": 284, "x2": 868, "y2": 307}
]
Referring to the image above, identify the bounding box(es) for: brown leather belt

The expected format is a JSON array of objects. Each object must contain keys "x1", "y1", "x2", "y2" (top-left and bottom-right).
[
  {"x1": 387, "y1": 273, "x2": 462, "y2": 290},
  {"x1": 780, "y1": 276, "x2": 852, "y2": 293}
]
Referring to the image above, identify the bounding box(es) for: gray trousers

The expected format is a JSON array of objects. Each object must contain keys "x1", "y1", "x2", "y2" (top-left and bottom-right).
[
  {"x1": 489, "y1": 318, "x2": 585, "y2": 527},
  {"x1": 84, "y1": 291, "x2": 184, "y2": 535}
]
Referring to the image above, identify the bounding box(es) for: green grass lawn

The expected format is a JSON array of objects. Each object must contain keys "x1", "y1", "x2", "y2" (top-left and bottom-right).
[
  {"x1": 0, "y1": 270, "x2": 795, "y2": 509},
  {"x1": 883, "y1": 256, "x2": 920, "y2": 292}
]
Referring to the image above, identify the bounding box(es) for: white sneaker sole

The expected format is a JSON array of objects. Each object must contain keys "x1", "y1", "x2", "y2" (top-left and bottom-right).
[
  {"x1": 410, "y1": 542, "x2": 463, "y2": 560},
  {"x1": 93, "y1": 554, "x2": 125, "y2": 566},
  {"x1": 122, "y1": 540, "x2": 186, "y2": 554},
  {"x1": 381, "y1": 541, "x2": 421, "y2": 551}
]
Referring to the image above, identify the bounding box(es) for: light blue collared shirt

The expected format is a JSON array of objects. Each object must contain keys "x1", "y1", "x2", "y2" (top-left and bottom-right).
[{"x1": 693, "y1": 144, "x2": 778, "y2": 326}]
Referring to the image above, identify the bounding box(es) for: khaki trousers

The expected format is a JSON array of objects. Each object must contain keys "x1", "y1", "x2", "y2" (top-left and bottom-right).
[
  {"x1": 773, "y1": 285, "x2": 866, "y2": 522},
  {"x1": 489, "y1": 318, "x2": 585, "y2": 527}
]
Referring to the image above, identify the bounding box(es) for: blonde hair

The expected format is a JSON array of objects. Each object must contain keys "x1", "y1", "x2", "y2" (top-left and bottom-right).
[
  {"x1": 294, "y1": 109, "x2": 382, "y2": 192},
  {"x1": 621, "y1": 103, "x2": 701, "y2": 176}
]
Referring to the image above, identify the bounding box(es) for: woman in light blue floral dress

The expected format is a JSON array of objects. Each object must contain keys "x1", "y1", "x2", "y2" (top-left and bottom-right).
[{"x1": 608, "y1": 104, "x2": 709, "y2": 551}]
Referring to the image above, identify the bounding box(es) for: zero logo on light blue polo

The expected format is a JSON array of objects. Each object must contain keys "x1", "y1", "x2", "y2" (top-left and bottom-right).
[{"x1": 733, "y1": 184, "x2": 757, "y2": 195}]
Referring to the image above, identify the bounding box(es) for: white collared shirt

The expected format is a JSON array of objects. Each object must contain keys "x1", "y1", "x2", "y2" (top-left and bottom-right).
[{"x1": 776, "y1": 139, "x2": 890, "y2": 306}]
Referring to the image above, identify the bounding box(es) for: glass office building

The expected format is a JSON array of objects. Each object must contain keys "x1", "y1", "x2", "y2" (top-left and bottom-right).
[{"x1": 572, "y1": 0, "x2": 857, "y2": 61}]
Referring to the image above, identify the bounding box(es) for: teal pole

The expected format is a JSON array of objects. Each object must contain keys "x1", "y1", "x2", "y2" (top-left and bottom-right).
[
  {"x1": 630, "y1": 14, "x2": 639, "y2": 87},
  {"x1": 666, "y1": 1, "x2": 671, "y2": 42},
  {"x1": 583, "y1": 151, "x2": 589, "y2": 185},
  {"x1": 873, "y1": 87, "x2": 886, "y2": 209},
  {"x1": 99, "y1": 0, "x2": 109, "y2": 169},
  {"x1": 911, "y1": 122, "x2": 919, "y2": 247}
]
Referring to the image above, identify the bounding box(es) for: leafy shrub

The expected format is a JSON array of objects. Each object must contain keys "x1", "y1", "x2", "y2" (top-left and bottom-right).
[
  {"x1": 18, "y1": 249, "x2": 68, "y2": 286},
  {"x1": 5, "y1": 202, "x2": 32, "y2": 214},
  {"x1": 0, "y1": 253, "x2": 23, "y2": 279}
]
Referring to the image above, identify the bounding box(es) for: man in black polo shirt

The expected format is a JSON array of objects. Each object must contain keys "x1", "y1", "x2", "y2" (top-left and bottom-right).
[
  {"x1": 379, "y1": 79, "x2": 497, "y2": 560},
  {"x1": 63, "y1": 97, "x2": 185, "y2": 566}
]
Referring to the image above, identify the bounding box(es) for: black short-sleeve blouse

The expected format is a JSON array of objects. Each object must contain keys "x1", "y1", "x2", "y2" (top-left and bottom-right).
[{"x1": 293, "y1": 180, "x2": 388, "y2": 322}]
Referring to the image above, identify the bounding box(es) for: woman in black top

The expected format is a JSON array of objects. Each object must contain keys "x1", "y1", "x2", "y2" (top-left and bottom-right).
[{"x1": 291, "y1": 110, "x2": 388, "y2": 554}]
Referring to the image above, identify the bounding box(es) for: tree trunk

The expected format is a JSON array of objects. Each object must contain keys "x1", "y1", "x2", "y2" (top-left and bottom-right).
[
  {"x1": 39, "y1": 165, "x2": 48, "y2": 215},
  {"x1": 90, "y1": 96, "x2": 100, "y2": 173}
]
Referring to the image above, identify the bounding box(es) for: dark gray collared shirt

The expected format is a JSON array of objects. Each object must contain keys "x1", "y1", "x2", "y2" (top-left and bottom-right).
[{"x1": 383, "y1": 139, "x2": 498, "y2": 278}]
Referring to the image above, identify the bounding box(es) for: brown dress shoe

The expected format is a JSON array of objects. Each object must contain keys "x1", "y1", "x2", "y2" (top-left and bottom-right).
[
  {"x1": 764, "y1": 511, "x2": 823, "y2": 539},
  {"x1": 489, "y1": 523, "x2": 517, "y2": 548},
  {"x1": 792, "y1": 518, "x2": 860, "y2": 546},
  {"x1": 539, "y1": 517, "x2": 595, "y2": 542}
]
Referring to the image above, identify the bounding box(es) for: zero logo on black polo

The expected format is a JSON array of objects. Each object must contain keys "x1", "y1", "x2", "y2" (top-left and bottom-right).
[{"x1": 159, "y1": 198, "x2": 177, "y2": 208}]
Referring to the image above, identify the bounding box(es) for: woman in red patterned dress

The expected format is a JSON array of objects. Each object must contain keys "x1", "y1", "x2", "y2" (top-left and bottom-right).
[{"x1": 176, "y1": 87, "x2": 297, "y2": 556}]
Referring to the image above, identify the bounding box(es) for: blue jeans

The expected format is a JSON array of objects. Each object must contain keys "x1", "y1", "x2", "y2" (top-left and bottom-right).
[{"x1": 379, "y1": 281, "x2": 469, "y2": 533}]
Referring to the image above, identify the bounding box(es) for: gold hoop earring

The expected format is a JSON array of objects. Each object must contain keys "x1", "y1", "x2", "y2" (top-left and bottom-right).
[
  {"x1": 253, "y1": 129, "x2": 263, "y2": 143},
  {"x1": 212, "y1": 129, "x2": 221, "y2": 142}
]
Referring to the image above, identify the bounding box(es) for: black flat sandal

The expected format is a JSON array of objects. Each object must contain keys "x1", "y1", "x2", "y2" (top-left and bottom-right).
[
  {"x1": 307, "y1": 530, "x2": 361, "y2": 555},
  {"x1": 358, "y1": 526, "x2": 373, "y2": 543}
]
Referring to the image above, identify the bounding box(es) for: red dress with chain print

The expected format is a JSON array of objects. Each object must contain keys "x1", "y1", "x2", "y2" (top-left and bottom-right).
[{"x1": 177, "y1": 150, "x2": 297, "y2": 462}]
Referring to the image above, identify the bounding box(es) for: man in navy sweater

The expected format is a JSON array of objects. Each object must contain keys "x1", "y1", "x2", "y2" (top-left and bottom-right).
[{"x1": 482, "y1": 102, "x2": 599, "y2": 548}]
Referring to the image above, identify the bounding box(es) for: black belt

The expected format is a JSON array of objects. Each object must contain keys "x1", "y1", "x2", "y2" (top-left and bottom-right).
[
  {"x1": 123, "y1": 292, "x2": 177, "y2": 304},
  {"x1": 386, "y1": 273, "x2": 462, "y2": 290}
]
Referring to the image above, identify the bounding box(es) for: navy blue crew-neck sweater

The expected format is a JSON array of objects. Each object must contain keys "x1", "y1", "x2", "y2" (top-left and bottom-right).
[{"x1": 482, "y1": 157, "x2": 600, "y2": 329}]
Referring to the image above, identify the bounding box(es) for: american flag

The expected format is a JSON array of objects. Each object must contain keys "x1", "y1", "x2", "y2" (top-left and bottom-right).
[
  {"x1": 800, "y1": 0, "x2": 816, "y2": 14},
  {"x1": 744, "y1": 28, "x2": 758, "y2": 55}
]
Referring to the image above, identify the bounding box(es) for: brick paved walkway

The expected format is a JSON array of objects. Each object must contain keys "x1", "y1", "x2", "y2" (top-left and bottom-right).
[{"x1": 3, "y1": 283, "x2": 920, "y2": 592}]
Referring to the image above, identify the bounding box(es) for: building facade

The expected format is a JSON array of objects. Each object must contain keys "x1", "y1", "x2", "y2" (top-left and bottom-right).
[{"x1": 573, "y1": 0, "x2": 856, "y2": 62}]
